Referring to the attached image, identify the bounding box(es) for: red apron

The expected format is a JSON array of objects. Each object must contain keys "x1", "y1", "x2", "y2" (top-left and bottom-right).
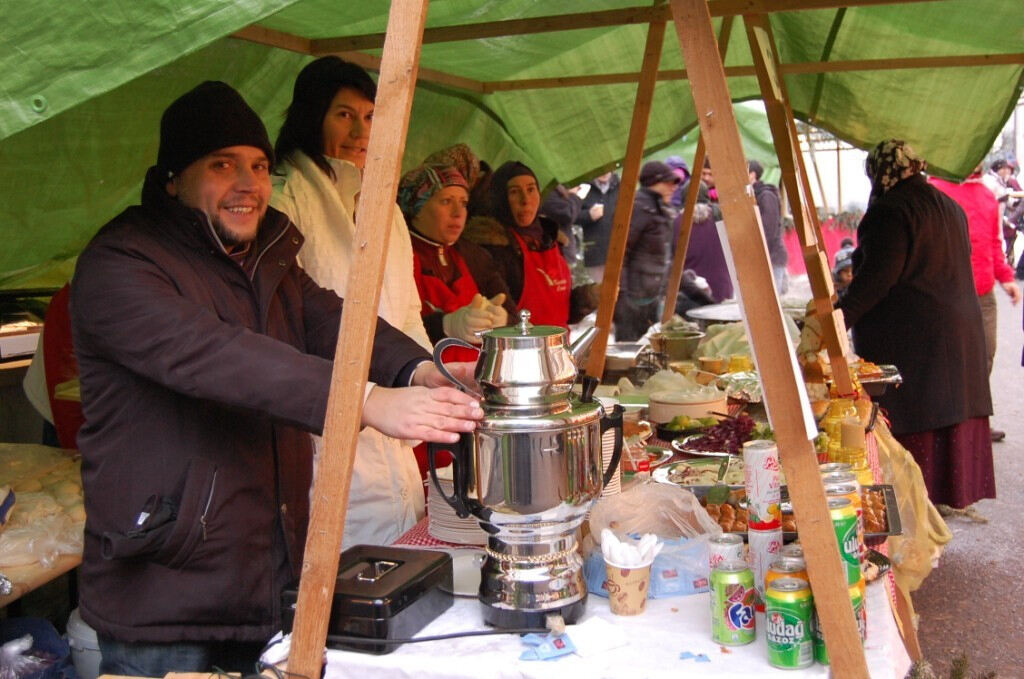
[{"x1": 511, "y1": 229, "x2": 571, "y2": 328}]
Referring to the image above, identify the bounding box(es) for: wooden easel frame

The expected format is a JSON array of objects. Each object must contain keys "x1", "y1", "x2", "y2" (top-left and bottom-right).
[{"x1": 670, "y1": 0, "x2": 868, "y2": 676}]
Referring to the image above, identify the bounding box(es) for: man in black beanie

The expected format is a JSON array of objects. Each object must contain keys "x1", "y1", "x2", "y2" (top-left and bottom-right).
[{"x1": 70, "y1": 81, "x2": 481, "y2": 676}]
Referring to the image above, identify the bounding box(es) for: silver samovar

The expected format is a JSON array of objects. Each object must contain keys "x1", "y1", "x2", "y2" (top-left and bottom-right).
[{"x1": 428, "y1": 311, "x2": 622, "y2": 628}]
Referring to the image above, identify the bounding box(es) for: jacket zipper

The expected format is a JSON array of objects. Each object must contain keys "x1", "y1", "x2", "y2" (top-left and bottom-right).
[
  {"x1": 249, "y1": 219, "x2": 289, "y2": 283},
  {"x1": 199, "y1": 469, "x2": 218, "y2": 542}
]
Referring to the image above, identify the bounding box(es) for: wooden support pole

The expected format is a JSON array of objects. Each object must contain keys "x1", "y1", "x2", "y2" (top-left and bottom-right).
[
  {"x1": 661, "y1": 17, "x2": 734, "y2": 324},
  {"x1": 745, "y1": 14, "x2": 854, "y2": 394},
  {"x1": 585, "y1": 18, "x2": 667, "y2": 379},
  {"x1": 286, "y1": 2, "x2": 428, "y2": 677},
  {"x1": 672, "y1": 1, "x2": 869, "y2": 677}
]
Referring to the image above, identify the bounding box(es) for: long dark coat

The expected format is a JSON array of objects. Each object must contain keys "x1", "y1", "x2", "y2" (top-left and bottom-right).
[{"x1": 837, "y1": 173, "x2": 991, "y2": 435}]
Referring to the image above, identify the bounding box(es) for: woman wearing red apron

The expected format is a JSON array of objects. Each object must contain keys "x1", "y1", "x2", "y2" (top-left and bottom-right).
[
  {"x1": 464, "y1": 161, "x2": 572, "y2": 328},
  {"x1": 398, "y1": 161, "x2": 515, "y2": 478}
]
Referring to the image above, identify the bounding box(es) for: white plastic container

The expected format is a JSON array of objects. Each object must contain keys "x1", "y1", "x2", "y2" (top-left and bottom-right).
[{"x1": 66, "y1": 608, "x2": 100, "y2": 679}]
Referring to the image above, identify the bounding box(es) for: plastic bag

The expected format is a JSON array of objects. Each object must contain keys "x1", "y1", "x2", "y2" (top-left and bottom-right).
[
  {"x1": 0, "y1": 511, "x2": 82, "y2": 569},
  {"x1": 0, "y1": 619, "x2": 75, "y2": 679},
  {"x1": 588, "y1": 482, "x2": 722, "y2": 541}
]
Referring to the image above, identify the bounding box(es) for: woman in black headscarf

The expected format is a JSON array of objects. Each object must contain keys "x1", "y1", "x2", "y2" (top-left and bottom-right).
[
  {"x1": 463, "y1": 161, "x2": 572, "y2": 327},
  {"x1": 835, "y1": 139, "x2": 994, "y2": 511}
]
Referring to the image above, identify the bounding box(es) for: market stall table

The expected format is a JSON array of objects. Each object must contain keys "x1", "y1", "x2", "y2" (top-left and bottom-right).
[{"x1": 321, "y1": 575, "x2": 910, "y2": 678}]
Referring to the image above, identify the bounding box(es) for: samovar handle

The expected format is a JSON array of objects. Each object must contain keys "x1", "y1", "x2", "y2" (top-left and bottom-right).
[
  {"x1": 427, "y1": 434, "x2": 474, "y2": 519},
  {"x1": 431, "y1": 338, "x2": 482, "y2": 395}
]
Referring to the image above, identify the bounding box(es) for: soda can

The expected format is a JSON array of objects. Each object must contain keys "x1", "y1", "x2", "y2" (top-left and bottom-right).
[
  {"x1": 765, "y1": 556, "x2": 808, "y2": 588},
  {"x1": 710, "y1": 560, "x2": 756, "y2": 645},
  {"x1": 819, "y1": 462, "x2": 852, "y2": 475},
  {"x1": 708, "y1": 533, "x2": 745, "y2": 571},
  {"x1": 766, "y1": 577, "x2": 814, "y2": 669},
  {"x1": 748, "y1": 526, "x2": 783, "y2": 611},
  {"x1": 813, "y1": 581, "x2": 866, "y2": 665},
  {"x1": 780, "y1": 543, "x2": 804, "y2": 560},
  {"x1": 828, "y1": 497, "x2": 861, "y2": 586},
  {"x1": 743, "y1": 440, "x2": 782, "y2": 529}
]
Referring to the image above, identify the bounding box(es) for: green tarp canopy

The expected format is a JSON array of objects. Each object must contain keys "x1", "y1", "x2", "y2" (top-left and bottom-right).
[{"x1": 2, "y1": 0, "x2": 1022, "y2": 288}]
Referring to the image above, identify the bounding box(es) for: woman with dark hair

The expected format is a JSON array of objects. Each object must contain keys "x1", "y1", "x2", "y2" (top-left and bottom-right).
[
  {"x1": 834, "y1": 139, "x2": 994, "y2": 512},
  {"x1": 463, "y1": 161, "x2": 572, "y2": 327},
  {"x1": 270, "y1": 56, "x2": 431, "y2": 549}
]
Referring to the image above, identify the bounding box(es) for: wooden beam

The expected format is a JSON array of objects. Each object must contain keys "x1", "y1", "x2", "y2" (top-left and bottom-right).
[
  {"x1": 739, "y1": 12, "x2": 868, "y2": 677},
  {"x1": 672, "y1": 0, "x2": 869, "y2": 676},
  {"x1": 661, "y1": 16, "x2": 734, "y2": 325},
  {"x1": 231, "y1": 25, "x2": 312, "y2": 53},
  {"x1": 324, "y1": 50, "x2": 487, "y2": 93},
  {"x1": 585, "y1": 18, "x2": 667, "y2": 380},
  {"x1": 313, "y1": 5, "x2": 671, "y2": 52},
  {"x1": 307, "y1": 0, "x2": 947, "y2": 52},
  {"x1": 483, "y1": 53, "x2": 1024, "y2": 92},
  {"x1": 285, "y1": 1, "x2": 428, "y2": 677}
]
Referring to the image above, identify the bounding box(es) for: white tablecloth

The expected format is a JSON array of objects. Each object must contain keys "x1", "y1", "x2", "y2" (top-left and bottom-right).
[{"x1": 324, "y1": 578, "x2": 910, "y2": 679}]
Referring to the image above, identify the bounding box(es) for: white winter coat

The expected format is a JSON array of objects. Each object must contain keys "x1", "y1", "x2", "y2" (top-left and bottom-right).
[{"x1": 271, "y1": 151, "x2": 430, "y2": 549}]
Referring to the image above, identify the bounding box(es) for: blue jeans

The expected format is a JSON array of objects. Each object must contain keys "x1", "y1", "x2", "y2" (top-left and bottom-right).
[{"x1": 98, "y1": 636, "x2": 264, "y2": 677}]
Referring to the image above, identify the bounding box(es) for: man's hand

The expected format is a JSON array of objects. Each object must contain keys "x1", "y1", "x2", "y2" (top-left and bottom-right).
[
  {"x1": 363, "y1": 385, "x2": 482, "y2": 443},
  {"x1": 1001, "y1": 280, "x2": 1022, "y2": 305},
  {"x1": 412, "y1": 360, "x2": 478, "y2": 391}
]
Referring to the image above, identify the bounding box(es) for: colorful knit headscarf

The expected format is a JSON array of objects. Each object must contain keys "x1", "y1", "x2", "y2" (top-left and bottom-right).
[
  {"x1": 397, "y1": 164, "x2": 468, "y2": 222},
  {"x1": 865, "y1": 139, "x2": 927, "y2": 204},
  {"x1": 423, "y1": 143, "x2": 481, "y2": 189}
]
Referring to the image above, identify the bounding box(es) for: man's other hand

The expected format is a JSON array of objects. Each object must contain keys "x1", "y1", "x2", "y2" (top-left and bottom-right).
[{"x1": 363, "y1": 385, "x2": 482, "y2": 443}]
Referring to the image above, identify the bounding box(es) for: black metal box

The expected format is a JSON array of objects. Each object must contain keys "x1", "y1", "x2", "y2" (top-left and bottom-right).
[{"x1": 281, "y1": 545, "x2": 454, "y2": 655}]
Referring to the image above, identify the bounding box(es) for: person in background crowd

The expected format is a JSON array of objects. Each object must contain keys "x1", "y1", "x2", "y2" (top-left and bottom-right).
[
  {"x1": 748, "y1": 160, "x2": 789, "y2": 295},
  {"x1": 464, "y1": 161, "x2": 574, "y2": 328},
  {"x1": 540, "y1": 183, "x2": 585, "y2": 270},
  {"x1": 71, "y1": 81, "x2": 481, "y2": 677},
  {"x1": 832, "y1": 139, "x2": 994, "y2": 515},
  {"x1": 270, "y1": 56, "x2": 433, "y2": 549},
  {"x1": 576, "y1": 170, "x2": 620, "y2": 283},
  {"x1": 613, "y1": 161, "x2": 678, "y2": 340},
  {"x1": 835, "y1": 237, "x2": 856, "y2": 265},
  {"x1": 833, "y1": 255, "x2": 853, "y2": 300},
  {"x1": 929, "y1": 166, "x2": 1021, "y2": 443},
  {"x1": 675, "y1": 179, "x2": 734, "y2": 303},
  {"x1": 665, "y1": 155, "x2": 691, "y2": 208},
  {"x1": 397, "y1": 161, "x2": 512, "y2": 350},
  {"x1": 701, "y1": 157, "x2": 719, "y2": 203}
]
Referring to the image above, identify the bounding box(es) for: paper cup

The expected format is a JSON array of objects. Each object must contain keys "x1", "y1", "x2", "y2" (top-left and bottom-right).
[{"x1": 604, "y1": 561, "x2": 652, "y2": 616}]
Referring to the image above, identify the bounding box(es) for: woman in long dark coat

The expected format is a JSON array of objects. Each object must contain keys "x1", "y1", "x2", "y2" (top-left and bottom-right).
[{"x1": 836, "y1": 139, "x2": 994, "y2": 510}]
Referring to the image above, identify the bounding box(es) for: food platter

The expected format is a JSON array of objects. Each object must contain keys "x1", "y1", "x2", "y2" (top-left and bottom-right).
[
  {"x1": 652, "y1": 458, "x2": 746, "y2": 486},
  {"x1": 621, "y1": 446, "x2": 674, "y2": 473},
  {"x1": 670, "y1": 434, "x2": 733, "y2": 458},
  {"x1": 859, "y1": 364, "x2": 902, "y2": 397}
]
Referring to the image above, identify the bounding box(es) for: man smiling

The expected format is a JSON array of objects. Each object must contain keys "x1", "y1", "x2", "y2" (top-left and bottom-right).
[{"x1": 70, "y1": 81, "x2": 481, "y2": 676}]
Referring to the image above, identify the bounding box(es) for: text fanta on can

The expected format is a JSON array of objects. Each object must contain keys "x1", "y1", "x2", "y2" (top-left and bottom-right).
[
  {"x1": 828, "y1": 497, "x2": 861, "y2": 586},
  {"x1": 765, "y1": 556, "x2": 808, "y2": 588},
  {"x1": 766, "y1": 577, "x2": 814, "y2": 669},
  {"x1": 813, "y1": 581, "x2": 866, "y2": 665},
  {"x1": 710, "y1": 560, "x2": 756, "y2": 646},
  {"x1": 708, "y1": 533, "x2": 745, "y2": 571}
]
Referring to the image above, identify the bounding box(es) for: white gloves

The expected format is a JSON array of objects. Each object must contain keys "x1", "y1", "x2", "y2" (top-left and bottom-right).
[{"x1": 443, "y1": 293, "x2": 508, "y2": 343}]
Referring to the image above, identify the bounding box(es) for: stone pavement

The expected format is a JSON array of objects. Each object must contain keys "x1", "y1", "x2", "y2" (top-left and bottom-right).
[{"x1": 911, "y1": 287, "x2": 1024, "y2": 677}]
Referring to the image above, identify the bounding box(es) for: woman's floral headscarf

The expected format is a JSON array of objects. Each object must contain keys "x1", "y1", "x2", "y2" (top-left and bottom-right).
[
  {"x1": 397, "y1": 164, "x2": 468, "y2": 223},
  {"x1": 423, "y1": 143, "x2": 481, "y2": 189},
  {"x1": 865, "y1": 139, "x2": 927, "y2": 204}
]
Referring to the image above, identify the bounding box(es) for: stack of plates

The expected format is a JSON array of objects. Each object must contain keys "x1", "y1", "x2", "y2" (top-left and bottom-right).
[
  {"x1": 428, "y1": 467, "x2": 488, "y2": 545},
  {"x1": 601, "y1": 428, "x2": 622, "y2": 497}
]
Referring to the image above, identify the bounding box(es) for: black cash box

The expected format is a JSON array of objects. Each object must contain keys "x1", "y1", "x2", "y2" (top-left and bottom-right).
[{"x1": 281, "y1": 545, "x2": 454, "y2": 655}]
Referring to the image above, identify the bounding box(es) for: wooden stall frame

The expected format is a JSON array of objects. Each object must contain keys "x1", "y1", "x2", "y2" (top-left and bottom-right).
[
  {"x1": 660, "y1": 16, "x2": 735, "y2": 325},
  {"x1": 670, "y1": 0, "x2": 868, "y2": 676},
  {"x1": 744, "y1": 13, "x2": 855, "y2": 395},
  {"x1": 286, "y1": 2, "x2": 429, "y2": 677},
  {"x1": 585, "y1": 17, "x2": 667, "y2": 379}
]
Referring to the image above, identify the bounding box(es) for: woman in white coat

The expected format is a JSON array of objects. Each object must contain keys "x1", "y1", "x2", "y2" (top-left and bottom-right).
[{"x1": 271, "y1": 57, "x2": 430, "y2": 548}]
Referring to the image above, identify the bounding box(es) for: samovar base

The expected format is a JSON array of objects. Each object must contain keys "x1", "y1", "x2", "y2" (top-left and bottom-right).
[{"x1": 481, "y1": 596, "x2": 586, "y2": 629}]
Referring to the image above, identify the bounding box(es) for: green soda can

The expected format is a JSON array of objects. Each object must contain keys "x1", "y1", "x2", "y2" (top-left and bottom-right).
[
  {"x1": 828, "y1": 497, "x2": 860, "y2": 586},
  {"x1": 710, "y1": 559, "x2": 756, "y2": 646},
  {"x1": 814, "y1": 581, "x2": 865, "y2": 665},
  {"x1": 766, "y1": 577, "x2": 814, "y2": 669}
]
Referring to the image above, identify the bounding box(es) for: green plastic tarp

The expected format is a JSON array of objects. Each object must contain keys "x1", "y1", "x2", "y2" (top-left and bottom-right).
[{"x1": 1, "y1": 0, "x2": 1022, "y2": 287}]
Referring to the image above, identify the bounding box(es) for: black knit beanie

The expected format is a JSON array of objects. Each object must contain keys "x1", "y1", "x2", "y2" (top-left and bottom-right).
[{"x1": 157, "y1": 81, "x2": 274, "y2": 179}]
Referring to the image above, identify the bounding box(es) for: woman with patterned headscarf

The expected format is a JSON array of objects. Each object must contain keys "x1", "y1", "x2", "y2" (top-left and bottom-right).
[
  {"x1": 835, "y1": 139, "x2": 995, "y2": 512},
  {"x1": 397, "y1": 162, "x2": 513, "y2": 358}
]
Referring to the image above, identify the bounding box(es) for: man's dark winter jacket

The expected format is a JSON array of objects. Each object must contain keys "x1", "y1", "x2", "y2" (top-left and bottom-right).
[
  {"x1": 752, "y1": 180, "x2": 788, "y2": 268},
  {"x1": 71, "y1": 168, "x2": 428, "y2": 643}
]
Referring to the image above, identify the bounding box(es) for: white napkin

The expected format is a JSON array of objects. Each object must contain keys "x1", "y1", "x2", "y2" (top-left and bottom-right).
[{"x1": 600, "y1": 529, "x2": 663, "y2": 567}]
